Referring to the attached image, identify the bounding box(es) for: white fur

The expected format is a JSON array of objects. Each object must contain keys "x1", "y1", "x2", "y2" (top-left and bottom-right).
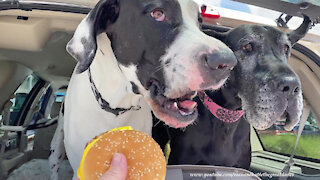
[
  {"x1": 119, "y1": 64, "x2": 147, "y2": 96},
  {"x1": 161, "y1": 0, "x2": 230, "y2": 98},
  {"x1": 66, "y1": 16, "x2": 92, "y2": 61},
  {"x1": 62, "y1": 34, "x2": 153, "y2": 178},
  {"x1": 211, "y1": 78, "x2": 228, "y2": 90},
  {"x1": 49, "y1": 110, "x2": 65, "y2": 180},
  {"x1": 90, "y1": 36, "x2": 143, "y2": 109}
]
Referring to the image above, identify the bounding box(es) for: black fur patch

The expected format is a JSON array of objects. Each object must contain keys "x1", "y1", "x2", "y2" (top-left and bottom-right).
[
  {"x1": 130, "y1": 81, "x2": 140, "y2": 94},
  {"x1": 88, "y1": 68, "x2": 132, "y2": 116},
  {"x1": 58, "y1": 154, "x2": 63, "y2": 160},
  {"x1": 61, "y1": 102, "x2": 64, "y2": 115},
  {"x1": 107, "y1": 0, "x2": 182, "y2": 89},
  {"x1": 49, "y1": 149, "x2": 54, "y2": 158}
]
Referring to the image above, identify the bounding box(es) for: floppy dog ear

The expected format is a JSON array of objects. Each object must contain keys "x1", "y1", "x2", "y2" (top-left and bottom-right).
[
  {"x1": 287, "y1": 15, "x2": 312, "y2": 45},
  {"x1": 202, "y1": 29, "x2": 227, "y2": 43},
  {"x1": 66, "y1": 0, "x2": 120, "y2": 73}
]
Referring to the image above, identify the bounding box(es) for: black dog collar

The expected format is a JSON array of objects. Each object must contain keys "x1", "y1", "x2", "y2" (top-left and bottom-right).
[{"x1": 87, "y1": 68, "x2": 140, "y2": 116}]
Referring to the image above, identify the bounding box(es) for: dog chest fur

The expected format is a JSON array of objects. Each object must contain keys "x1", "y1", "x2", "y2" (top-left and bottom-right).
[{"x1": 64, "y1": 33, "x2": 153, "y2": 172}]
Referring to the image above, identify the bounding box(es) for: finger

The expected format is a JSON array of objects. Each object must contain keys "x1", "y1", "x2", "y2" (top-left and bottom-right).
[{"x1": 98, "y1": 153, "x2": 128, "y2": 180}]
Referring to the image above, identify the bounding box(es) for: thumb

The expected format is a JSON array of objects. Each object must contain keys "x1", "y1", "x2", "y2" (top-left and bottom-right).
[{"x1": 98, "y1": 153, "x2": 128, "y2": 180}]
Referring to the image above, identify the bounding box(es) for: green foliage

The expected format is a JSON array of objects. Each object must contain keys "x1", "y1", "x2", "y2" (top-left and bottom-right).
[
  {"x1": 260, "y1": 134, "x2": 320, "y2": 160},
  {"x1": 307, "y1": 112, "x2": 318, "y2": 127}
]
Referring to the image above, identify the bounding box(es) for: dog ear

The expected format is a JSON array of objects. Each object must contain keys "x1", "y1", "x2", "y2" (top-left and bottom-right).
[
  {"x1": 66, "y1": 0, "x2": 120, "y2": 73},
  {"x1": 202, "y1": 29, "x2": 227, "y2": 42},
  {"x1": 287, "y1": 15, "x2": 312, "y2": 45}
]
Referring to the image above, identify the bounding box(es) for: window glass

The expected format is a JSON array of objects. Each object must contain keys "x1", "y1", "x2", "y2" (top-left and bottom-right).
[
  {"x1": 0, "y1": 74, "x2": 39, "y2": 152},
  {"x1": 258, "y1": 105, "x2": 320, "y2": 160},
  {"x1": 9, "y1": 74, "x2": 39, "y2": 126},
  {"x1": 200, "y1": 0, "x2": 320, "y2": 36},
  {"x1": 55, "y1": 91, "x2": 66, "y2": 103}
]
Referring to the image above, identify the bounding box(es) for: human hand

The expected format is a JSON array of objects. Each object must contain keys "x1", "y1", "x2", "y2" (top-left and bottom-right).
[
  {"x1": 77, "y1": 153, "x2": 127, "y2": 180},
  {"x1": 98, "y1": 153, "x2": 127, "y2": 180}
]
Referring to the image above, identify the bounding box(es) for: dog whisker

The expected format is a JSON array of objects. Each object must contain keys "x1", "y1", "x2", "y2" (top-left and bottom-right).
[
  {"x1": 179, "y1": 127, "x2": 187, "y2": 132},
  {"x1": 191, "y1": 120, "x2": 198, "y2": 126},
  {"x1": 153, "y1": 120, "x2": 162, "y2": 127},
  {"x1": 221, "y1": 76, "x2": 230, "y2": 89},
  {"x1": 153, "y1": 64, "x2": 166, "y2": 72},
  {"x1": 153, "y1": 62, "x2": 173, "y2": 75}
]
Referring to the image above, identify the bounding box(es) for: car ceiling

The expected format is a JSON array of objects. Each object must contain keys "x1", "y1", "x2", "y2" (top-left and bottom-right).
[
  {"x1": 0, "y1": 32, "x2": 75, "y2": 78},
  {"x1": 233, "y1": 0, "x2": 320, "y2": 23},
  {"x1": 0, "y1": 9, "x2": 84, "y2": 109}
]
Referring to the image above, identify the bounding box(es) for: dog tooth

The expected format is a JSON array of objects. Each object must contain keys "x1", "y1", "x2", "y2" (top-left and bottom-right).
[
  {"x1": 191, "y1": 91, "x2": 198, "y2": 99},
  {"x1": 173, "y1": 102, "x2": 178, "y2": 110},
  {"x1": 179, "y1": 110, "x2": 193, "y2": 116},
  {"x1": 179, "y1": 110, "x2": 187, "y2": 116}
]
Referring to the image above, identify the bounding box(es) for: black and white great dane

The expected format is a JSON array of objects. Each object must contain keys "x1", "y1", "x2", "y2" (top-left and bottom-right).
[
  {"x1": 153, "y1": 16, "x2": 311, "y2": 169},
  {"x1": 49, "y1": 0, "x2": 237, "y2": 179}
]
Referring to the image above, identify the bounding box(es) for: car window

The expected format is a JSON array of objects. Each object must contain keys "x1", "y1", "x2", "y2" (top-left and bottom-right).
[
  {"x1": 0, "y1": 74, "x2": 39, "y2": 125},
  {"x1": 257, "y1": 101, "x2": 320, "y2": 160},
  {"x1": 55, "y1": 90, "x2": 66, "y2": 103},
  {"x1": 11, "y1": 75, "x2": 39, "y2": 125},
  {"x1": 200, "y1": 0, "x2": 320, "y2": 35},
  {"x1": 0, "y1": 74, "x2": 39, "y2": 152}
]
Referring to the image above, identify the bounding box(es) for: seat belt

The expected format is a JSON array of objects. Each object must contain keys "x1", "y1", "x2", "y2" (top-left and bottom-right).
[{"x1": 279, "y1": 106, "x2": 310, "y2": 180}]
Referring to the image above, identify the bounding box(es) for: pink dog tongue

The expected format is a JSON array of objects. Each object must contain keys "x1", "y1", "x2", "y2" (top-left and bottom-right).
[
  {"x1": 178, "y1": 100, "x2": 197, "y2": 110},
  {"x1": 198, "y1": 91, "x2": 244, "y2": 123}
]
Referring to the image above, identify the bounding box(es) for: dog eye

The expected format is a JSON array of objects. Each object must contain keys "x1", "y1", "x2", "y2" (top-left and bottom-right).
[
  {"x1": 242, "y1": 43, "x2": 253, "y2": 53},
  {"x1": 151, "y1": 10, "x2": 165, "y2": 21}
]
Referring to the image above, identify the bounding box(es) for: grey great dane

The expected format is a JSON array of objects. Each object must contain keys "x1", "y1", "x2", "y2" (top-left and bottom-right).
[
  {"x1": 49, "y1": 0, "x2": 237, "y2": 179},
  {"x1": 153, "y1": 16, "x2": 311, "y2": 169}
]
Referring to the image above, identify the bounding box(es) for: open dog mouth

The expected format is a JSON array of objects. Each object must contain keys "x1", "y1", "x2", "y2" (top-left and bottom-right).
[{"x1": 149, "y1": 82, "x2": 198, "y2": 126}]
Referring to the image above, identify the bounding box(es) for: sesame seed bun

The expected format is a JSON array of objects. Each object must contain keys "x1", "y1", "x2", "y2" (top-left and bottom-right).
[{"x1": 78, "y1": 129, "x2": 166, "y2": 180}]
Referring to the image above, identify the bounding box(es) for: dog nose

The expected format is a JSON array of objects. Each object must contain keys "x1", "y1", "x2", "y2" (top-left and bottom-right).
[
  {"x1": 205, "y1": 50, "x2": 237, "y2": 70},
  {"x1": 276, "y1": 76, "x2": 300, "y2": 96}
]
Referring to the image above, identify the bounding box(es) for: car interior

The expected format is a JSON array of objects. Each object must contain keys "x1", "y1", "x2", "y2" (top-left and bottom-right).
[{"x1": 0, "y1": 0, "x2": 319, "y2": 179}]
